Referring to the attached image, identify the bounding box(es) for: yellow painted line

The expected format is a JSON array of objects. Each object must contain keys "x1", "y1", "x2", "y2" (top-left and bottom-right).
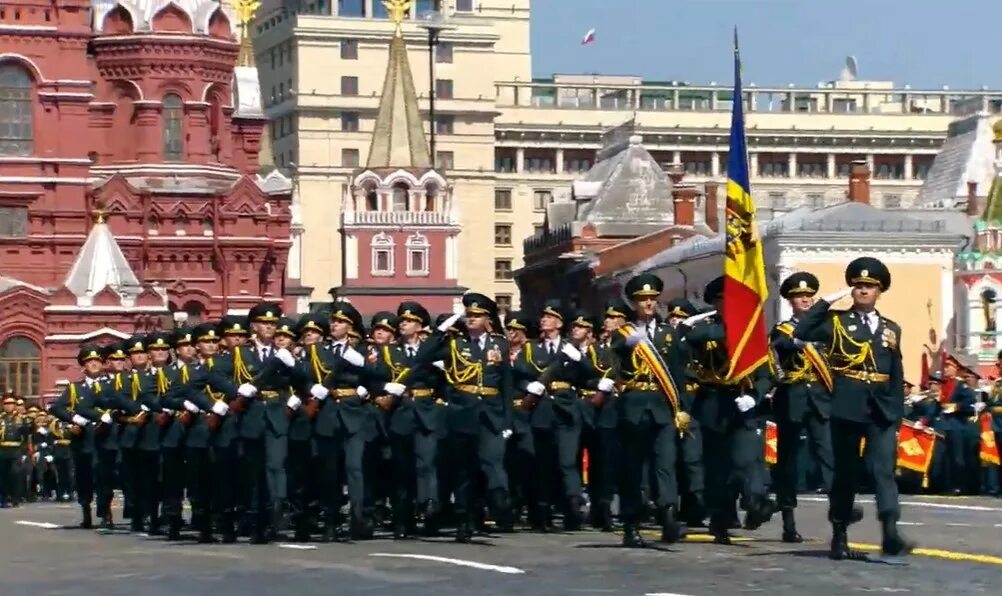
[
  {"x1": 635, "y1": 530, "x2": 753, "y2": 543},
  {"x1": 849, "y1": 542, "x2": 1002, "y2": 566}
]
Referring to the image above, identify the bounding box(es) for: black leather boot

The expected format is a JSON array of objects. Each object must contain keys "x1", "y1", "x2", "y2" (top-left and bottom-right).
[
  {"x1": 197, "y1": 514, "x2": 218, "y2": 544},
  {"x1": 622, "y1": 523, "x2": 645, "y2": 548},
  {"x1": 564, "y1": 495, "x2": 583, "y2": 532},
  {"x1": 829, "y1": 523, "x2": 850, "y2": 560},
  {"x1": 80, "y1": 506, "x2": 93, "y2": 529},
  {"x1": 167, "y1": 516, "x2": 182, "y2": 541},
  {"x1": 455, "y1": 520, "x2": 472, "y2": 543},
  {"x1": 880, "y1": 515, "x2": 915, "y2": 556},
  {"x1": 660, "y1": 505, "x2": 683, "y2": 543},
  {"x1": 220, "y1": 512, "x2": 237, "y2": 544},
  {"x1": 781, "y1": 509, "x2": 803, "y2": 543}
]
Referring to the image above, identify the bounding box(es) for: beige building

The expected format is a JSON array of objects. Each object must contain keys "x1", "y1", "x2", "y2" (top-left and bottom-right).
[{"x1": 251, "y1": 0, "x2": 1002, "y2": 309}]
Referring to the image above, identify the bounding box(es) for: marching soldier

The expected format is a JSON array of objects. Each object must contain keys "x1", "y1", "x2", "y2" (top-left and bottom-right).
[
  {"x1": 366, "y1": 311, "x2": 399, "y2": 528},
  {"x1": 503, "y1": 311, "x2": 536, "y2": 526},
  {"x1": 770, "y1": 271, "x2": 836, "y2": 542},
  {"x1": 49, "y1": 345, "x2": 106, "y2": 528},
  {"x1": 0, "y1": 395, "x2": 28, "y2": 507},
  {"x1": 683, "y1": 276, "x2": 776, "y2": 545},
  {"x1": 279, "y1": 317, "x2": 315, "y2": 542},
  {"x1": 613, "y1": 273, "x2": 690, "y2": 547},
  {"x1": 793, "y1": 256, "x2": 915, "y2": 559}
]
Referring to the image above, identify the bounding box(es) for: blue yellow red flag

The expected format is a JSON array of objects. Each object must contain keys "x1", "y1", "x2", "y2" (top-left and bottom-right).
[{"x1": 722, "y1": 29, "x2": 770, "y2": 381}]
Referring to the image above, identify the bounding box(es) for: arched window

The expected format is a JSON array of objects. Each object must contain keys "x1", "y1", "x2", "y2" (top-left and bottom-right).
[
  {"x1": 0, "y1": 336, "x2": 41, "y2": 398},
  {"x1": 371, "y1": 232, "x2": 394, "y2": 276},
  {"x1": 391, "y1": 182, "x2": 410, "y2": 211},
  {"x1": 162, "y1": 93, "x2": 184, "y2": 161},
  {"x1": 182, "y1": 301, "x2": 206, "y2": 325},
  {"x1": 0, "y1": 64, "x2": 33, "y2": 156},
  {"x1": 424, "y1": 183, "x2": 439, "y2": 211}
]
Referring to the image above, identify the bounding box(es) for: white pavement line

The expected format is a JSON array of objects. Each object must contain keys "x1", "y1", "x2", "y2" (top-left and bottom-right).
[
  {"x1": 645, "y1": 593, "x2": 694, "y2": 596},
  {"x1": 800, "y1": 495, "x2": 1002, "y2": 513},
  {"x1": 898, "y1": 522, "x2": 924, "y2": 526},
  {"x1": 945, "y1": 523, "x2": 972, "y2": 527},
  {"x1": 277, "y1": 543, "x2": 318, "y2": 550},
  {"x1": 15, "y1": 520, "x2": 60, "y2": 529},
  {"x1": 369, "y1": 553, "x2": 525, "y2": 575}
]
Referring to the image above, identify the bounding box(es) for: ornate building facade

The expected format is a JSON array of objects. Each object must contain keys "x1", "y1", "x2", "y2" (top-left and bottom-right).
[{"x1": 0, "y1": 0, "x2": 293, "y2": 399}]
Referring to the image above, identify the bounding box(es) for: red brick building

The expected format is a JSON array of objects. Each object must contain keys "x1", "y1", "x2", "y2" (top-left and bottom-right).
[{"x1": 0, "y1": 1, "x2": 293, "y2": 399}]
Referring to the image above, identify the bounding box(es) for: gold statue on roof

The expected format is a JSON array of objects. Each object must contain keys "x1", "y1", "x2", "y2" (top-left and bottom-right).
[
  {"x1": 383, "y1": 0, "x2": 410, "y2": 35},
  {"x1": 235, "y1": 0, "x2": 261, "y2": 26}
]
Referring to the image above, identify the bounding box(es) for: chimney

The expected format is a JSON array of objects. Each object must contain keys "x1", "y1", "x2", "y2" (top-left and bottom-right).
[
  {"x1": 672, "y1": 184, "x2": 697, "y2": 226},
  {"x1": 966, "y1": 181, "x2": 980, "y2": 216},
  {"x1": 704, "y1": 182, "x2": 719, "y2": 233},
  {"x1": 665, "y1": 162, "x2": 685, "y2": 185},
  {"x1": 848, "y1": 160, "x2": 870, "y2": 204}
]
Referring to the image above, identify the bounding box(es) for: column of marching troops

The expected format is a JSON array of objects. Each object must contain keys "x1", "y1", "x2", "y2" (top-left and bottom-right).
[{"x1": 14, "y1": 255, "x2": 1002, "y2": 557}]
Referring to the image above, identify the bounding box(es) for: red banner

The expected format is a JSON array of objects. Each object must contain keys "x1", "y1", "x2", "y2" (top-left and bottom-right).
[
  {"x1": 980, "y1": 414, "x2": 1000, "y2": 466},
  {"x1": 897, "y1": 420, "x2": 937, "y2": 476},
  {"x1": 764, "y1": 420, "x2": 778, "y2": 465}
]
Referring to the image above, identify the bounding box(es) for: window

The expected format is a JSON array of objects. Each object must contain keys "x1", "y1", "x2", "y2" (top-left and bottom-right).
[
  {"x1": 341, "y1": 39, "x2": 358, "y2": 60},
  {"x1": 162, "y1": 93, "x2": 184, "y2": 161},
  {"x1": 341, "y1": 76, "x2": 358, "y2": 96},
  {"x1": 435, "y1": 115, "x2": 454, "y2": 135},
  {"x1": 494, "y1": 259, "x2": 513, "y2": 281},
  {"x1": 0, "y1": 64, "x2": 33, "y2": 156},
  {"x1": 435, "y1": 79, "x2": 453, "y2": 99},
  {"x1": 533, "y1": 189, "x2": 552, "y2": 211},
  {"x1": 342, "y1": 148, "x2": 360, "y2": 167},
  {"x1": 769, "y1": 192, "x2": 788, "y2": 210},
  {"x1": 0, "y1": 336, "x2": 40, "y2": 399},
  {"x1": 391, "y1": 183, "x2": 409, "y2": 211},
  {"x1": 456, "y1": 0, "x2": 473, "y2": 11},
  {"x1": 0, "y1": 206, "x2": 27, "y2": 237},
  {"x1": 436, "y1": 151, "x2": 454, "y2": 170},
  {"x1": 371, "y1": 233, "x2": 394, "y2": 276},
  {"x1": 883, "y1": 194, "x2": 902, "y2": 208},
  {"x1": 494, "y1": 189, "x2": 512, "y2": 210},
  {"x1": 338, "y1": 0, "x2": 365, "y2": 17},
  {"x1": 495, "y1": 294, "x2": 512, "y2": 313},
  {"x1": 533, "y1": 223, "x2": 545, "y2": 236},
  {"x1": 406, "y1": 233, "x2": 430, "y2": 276},
  {"x1": 494, "y1": 223, "x2": 512, "y2": 246},
  {"x1": 341, "y1": 112, "x2": 359, "y2": 131},
  {"x1": 806, "y1": 193, "x2": 824, "y2": 208},
  {"x1": 436, "y1": 42, "x2": 453, "y2": 64}
]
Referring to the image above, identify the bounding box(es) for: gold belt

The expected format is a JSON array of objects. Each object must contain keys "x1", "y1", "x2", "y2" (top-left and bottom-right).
[
  {"x1": 455, "y1": 384, "x2": 499, "y2": 396},
  {"x1": 330, "y1": 388, "x2": 357, "y2": 400},
  {"x1": 55, "y1": 440, "x2": 71, "y2": 446},
  {"x1": 991, "y1": 406, "x2": 1002, "y2": 414},
  {"x1": 840, "y1": 370, "x2": 890, "y2": 383},
  {"x1": 685, "y1": 383, "x2": 699, "y2": 392},
  {"x1": 780, "y1": 374, "x2": 819, "y2": 385},
  {"x1": 410, "y1": 388, "x2": 436, "y2": 398},
  {"x1": 579, "y1": 389, "x2": 596, "y2": 398},
  {"x1": 623, "y1": 381, "x2": 659, "y2": 392},
  {"x1": 259, "y1": 390, "x2": 281, "y2": 399},
  {"x1": 548, "y1": 381, "x2": 573, "y2": 391},
  {"x1": 513, "y1": 398, "x2": 523, "y2": 408},
  {"x1": 0, "y1": 441, "x2": 21, "y2": 447}
]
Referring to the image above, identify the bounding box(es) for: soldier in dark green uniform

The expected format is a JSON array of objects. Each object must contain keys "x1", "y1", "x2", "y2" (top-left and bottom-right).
[
  {"x1": 682, "y1": 276, "x2": 775, "y2": 545},
  {"x1": 770, "y1": 271, "x2": 836, "y2": 542},
  {"x1": 502, "y1": 311, "x2": 537, "y2": 527},
  {"x1": 793, "y1": 256, "x2": 915, "y2": 559},
  {"x1": 49, "y1": 345, "x2": 106, "y2": 528},
  {"x1": 365, "y1": 311, "x2": 399, "y2": 529},
  {"x1": 0, "y1": 395, "x2": 28, "y2": 508},
  {"x1": 273, "y1": 317, "x2": 313, "y2": 541},
  {"x1": 611, "y1": 274, "x2": 690, "y2": 547},
  {"x1": 416, "y1": 294, "x2": 514, "y2": 542}
]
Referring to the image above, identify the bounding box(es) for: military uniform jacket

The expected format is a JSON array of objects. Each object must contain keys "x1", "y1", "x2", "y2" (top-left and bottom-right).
[
  {"x1": 49, "y1": 379, "x2": 103, "y2": 453},
  {"x1": 220, "y1": 344, "x2": 311, "y2": 440},
  {"x1": 45, "y1": 420, "x2": 74, "y2": 459},
  {"x1": 0, "y1": 414, "x2": 28, "y2": 451},
  {"x1": 512, "y1": 338, "x2": 585, "y2": 429},
  {"x1": 683, "y1": 317, "x2": 772, "y2": 433},
  {"x1": 301, "y1": 341, "x2": 374, "y2": 439},
  {"x1": 611, "y1": 320, "x2": 691, "y2": 427},
  {"x1": 793, "y1": 300, "x2": 905, "y2": 424},
  {"x1": 169, "y1": 361, "x2": 236, "y2": 449},
  {"x1": 578, "y1": 341, "x2": 618, "y2": 429},
  {"x1": 416, "y1": 331, "x2": 514, "y2": 435},
  {"x1": 195, "y1": 356, "x2": 241, "y2": 448},
  {"x1": 938, "y1": 382, "x2": 977, "y2": 431},
  {"x1": 986, "y1": 382, "x2": 1002, "y2": 433},
  {"x1": 372, "y1": 341, "x2": 446, "y2": 436},
  {"x1": 770, "y1": 320, "x2": 832, "y2": 422},
  {"x1": 91, "y1": 373, "x2": 144, "y2": 451},
  {"x1": 508, "y1": 345, "x2": 532, "y2": 434},
  {"x1": 111, "y1": 370, "x2": 158, "y2": 450}
]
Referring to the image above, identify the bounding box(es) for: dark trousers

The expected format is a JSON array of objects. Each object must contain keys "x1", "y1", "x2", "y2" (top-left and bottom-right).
[
  {"x1": 504, "y1": 428, "x2": 535, "y2": 514},
  {"x1": 0, "y1": 453, "x2": 15, "y2": 503},
  {"x1": 478, "y1": 422, "x2": 509, "y2": 494},
  {"x1": 123, "y1": 449, "x2": 151, "y2": 524},
  {"x1": 212, "y1": 443, "x2": 241, "y2": 515},
  {"x1": 618, "y1": 412, "x2": 678, "y2": 523},
  {"x1": 677, "y1": 418, "x2": 705, "y2": 499},
  {"x1": 390, "y1": 432, "x2": 416, "y2": 524},
  {"x1": 316, "y1": 432, "x2": 366, "y2": 520},
  {"x1": 242, "y1": 433, "x2": 288, "y2": 519},
  {"x1": 830, "y1": 418, "x2": 899, "y2": 523},
  {"x1": 161, "y1": 447, "x2": 185, "y2": 521},
  {"x1": 287, "y1": 439, "x2": 313, "y2": 524},
  {"x1": 582, "y1": 426, "x2": 617, "y2": 506},
  {"x1": 776, "y1": 413, "x2": 834, "y2": 510},
  {"x1": 447, "y1": 432, "x2": 480, "y2": 520},
  {"x1": 53, "y1": 456, "x2": 72, "y2": 498},
  {"x1": 95, "y1": 448, "x2": 117, "y2": 518},
  {"x1": 703, "y1": 424, "x2": 766, "y2": 527},
  {"x1": 72, "y1": 449, "x2": 94, "y2": 507},
  {"x1": 185, "y1": 447, "x2": 212, "y2": 520}
]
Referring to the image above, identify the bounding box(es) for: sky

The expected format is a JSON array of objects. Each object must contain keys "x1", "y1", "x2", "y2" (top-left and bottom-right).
[{"x1": 530, "y1": 0, "x2": 1001, "y2": 89}]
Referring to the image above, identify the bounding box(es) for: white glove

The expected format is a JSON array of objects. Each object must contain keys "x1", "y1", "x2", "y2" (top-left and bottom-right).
[
  {"x1": 975, "y1": 401, "x2": 987, "y2": 413},
  {"x1": 20, "y1": 455, "x2": 26, "y2": 463},
  {"x1": 625, "y1": 329, "x2": 646, "y2": 347},
  {"x1": 183, "y1": 400, "x2": 201, "y2": 414},
  {"x1": 45, "y1": 455, "x2": 53, "y2": 463},
  {"x1": 682, "y1": 310, "x2": 717, "y2": 327},
  {"x1": 452, "y1": 301, "x2": 465, "y2": 316},
  {"x1": 100, "y1": 412, "x2": 113, "y2": 424},
  {"x1": 822, "y1": 287, "x2": 852, "y2": 304},
  {"x1": 40, "y1": 442, "x2": 48, "y2": 449},
  {"x1": 38, "y1": 427, "x2": 48, "y2": 436},
  {"x1": 341, "y1": 346, "x2": 365, "y2": 367},
  {"x1": 735, "y1": 395, "x2": 756, "y2": 413},
  {"x1": 33, "y1": 452, "x2": 39, "y2": 462},
  {"x1": 526, "y1": 381, "x2": 545, "y2": 396},
  {"x1": 501, "y1": 429, "x2": 513, "y2": 440},
  {"x1": 275, "y1": 348, "x2": 296, "y2": 367},
  {"x1": 432, "y1": 360, "x2": 445, "y2": 370},
  {"x1": 71, "y1": 414, "x2": 89, "y2": 426},
  {"x1": 140, "y1": 404, "x2": 151, "y2": 412},
  {"x1": 211, "y1": 401, "x2": 229, "y2": 416},
  {"x1": 286, "y1": 396, "x2": 302, "y2": 410},
  {"x1": 161, "y1": 408, "x2": 174, "y2": 416},
  {"x1": 561, "y1": 342, "x2": 582, "y2": 362},
  {"x1": 356, "y1": 386, "x2": 370, "y2": 399},
  {"x1": 237, "y1": 383, "x2": 257, "y2": 398},
  {"x1": 597, "y1": 378, "x2": 615, "y2": 393},
  {"x1": 310, "y1": 384, "x2": 328, "y2": 400},
  {"x1": 438, "y1": 312, "x2": 463, "y2": 332},
  {"x1": 384, "y1": 382, "x2": 406, "y2": 397}
]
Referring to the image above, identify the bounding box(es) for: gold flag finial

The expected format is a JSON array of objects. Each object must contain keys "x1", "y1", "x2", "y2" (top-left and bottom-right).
[
  {"x1": 235, "y1": 0, "x2": 261, "y2": 66},
  {"x1": 383, "y1": 0, "x2": 411, "y2": 35}
]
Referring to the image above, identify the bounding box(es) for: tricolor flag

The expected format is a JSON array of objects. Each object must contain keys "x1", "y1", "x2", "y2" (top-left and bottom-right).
[
  {"x1": 722, "y1": 29, "x2": 770, "y2": 381},
  {"x1": 581, "y1": 28, "x2": 596, "y2": 45}
]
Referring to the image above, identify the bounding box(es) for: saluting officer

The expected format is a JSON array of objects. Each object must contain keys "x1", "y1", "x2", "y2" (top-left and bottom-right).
[
  {"x1": 793, "y1": 257, "x2": 915, "y2": 559},
  {"x1": 771, "y1": 271, "x2": 836, "y2": 542}
]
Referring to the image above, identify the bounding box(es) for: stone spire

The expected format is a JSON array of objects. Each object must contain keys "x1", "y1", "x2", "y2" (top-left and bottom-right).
[
  {"x1": 63, "y1": 213, "x2": 141, "y2": 298},
  {"x1": 366, "y1": 0, "x2": 432, "y2": 169}
]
